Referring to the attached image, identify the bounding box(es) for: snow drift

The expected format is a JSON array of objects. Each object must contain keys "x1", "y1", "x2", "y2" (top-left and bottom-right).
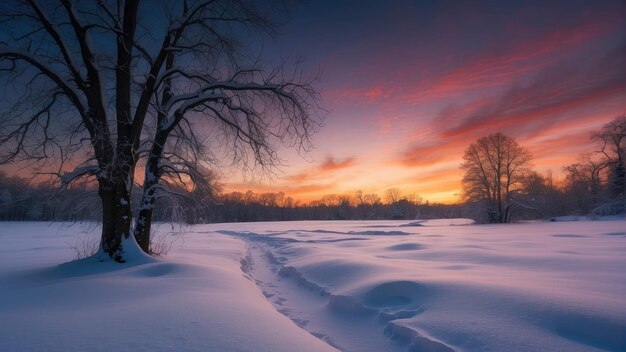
[{"x1": 1, "y1": 218, "x2": 625, "y2": 351}]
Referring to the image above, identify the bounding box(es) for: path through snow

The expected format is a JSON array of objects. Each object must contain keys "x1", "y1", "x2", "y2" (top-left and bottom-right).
[{"x1": 214, "y1": 219, "x2": 626, "y2": 352}]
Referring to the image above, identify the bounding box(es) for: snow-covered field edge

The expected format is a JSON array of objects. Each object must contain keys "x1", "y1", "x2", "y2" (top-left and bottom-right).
[
  {"x1": 1, "y1": 219, "x2": 625, "y2": 352},
  {"x1": 0, "y1": 221, "x2": 335, "y2": 352}
]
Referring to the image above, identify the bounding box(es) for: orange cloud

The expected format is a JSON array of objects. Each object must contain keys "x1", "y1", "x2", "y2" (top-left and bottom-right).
[
  {"x1": 530, "y1": 131, "x2": 589, "y2": 154},
  {"x1": 286, "y1": 156, "x2": 356, "y2": 183},
  {"x1": 341, "y1": 85, "x2": 395, "y2": 104},
  {"x1": 320, "y1": 156, "x2": 356, "y2": 171},
  {"x1": 400, "y1": 138, "x2": 468, "y2": 168}
]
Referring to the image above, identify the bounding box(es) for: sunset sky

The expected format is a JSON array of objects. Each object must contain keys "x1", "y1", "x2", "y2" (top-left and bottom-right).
[
  {"x1": 0, "y1": 1, "x2": 623, "y2": 204},
  {"x1": 222, "y1": 0, "x2": 626, "y2": 203}
]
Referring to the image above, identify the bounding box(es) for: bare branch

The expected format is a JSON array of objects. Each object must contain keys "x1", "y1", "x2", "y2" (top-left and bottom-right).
[
  {"x1": 0, "y1": 48, "x2": 87, "y2": 117},
  {"x1": 26, "y1": 0, "x2": 86, "y2": 91}
]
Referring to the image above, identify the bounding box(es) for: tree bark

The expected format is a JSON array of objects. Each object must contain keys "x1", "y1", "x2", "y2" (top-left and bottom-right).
[
  {"x1": 134, "y1": 205, "x2": 154, "y2": 253},
  {"x1": 134, "y1": 132, "x2": 167, "y2": 253},
  {"x1": 134, "y1": 53, "x2": 174, "y2": 253},
  {"x1": 134, "y1": 176, "x2": 158, "y2": 253},
  {"x1": 99, "y1": 179, "x2": 133, "y2": 262}
]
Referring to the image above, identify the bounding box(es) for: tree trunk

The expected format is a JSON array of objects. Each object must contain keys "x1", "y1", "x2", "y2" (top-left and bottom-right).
[
  {"x1": 134, "y1": 53, "x2": 173, "y2": 253},
  {"x1": 134, "y1": 177, "x2": 158, "y2": 253},
  {"x1": 502, "y1": 203, "x2": 512, "y2": 223},
  {"x1": 134, "y1": 133, "x2": 167, "y2": 253},
  {"x1": 99, "y1": 179, "x2": 133, "y2": 262}
]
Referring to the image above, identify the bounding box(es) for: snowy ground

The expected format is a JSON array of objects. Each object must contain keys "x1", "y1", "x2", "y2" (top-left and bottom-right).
[{"x1": 0, "y1": 219, "x2": 625, "y2": 351}]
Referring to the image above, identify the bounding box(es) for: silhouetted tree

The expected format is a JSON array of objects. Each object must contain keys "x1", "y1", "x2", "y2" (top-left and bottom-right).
[
  {"x1": 563, "y1": 153, "x2": 606, "y2": 214},
  {"x1": 591, "y1": 114, "x2": 626, "y2": 206},
  {"x1": 461, "y1": 132, "x2": 532, "y2": 223},
  {"x1": 0, "y1": 0, "x2": 321, "y2": 261},
  {"x1": 384, "y1": 188, "x2": 404, "y2": 219}
]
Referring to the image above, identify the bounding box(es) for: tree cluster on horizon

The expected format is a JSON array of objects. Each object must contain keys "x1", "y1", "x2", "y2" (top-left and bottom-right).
[
  {"x1": 1, "y1": 114, "x2": 623, "y2": 228},
  {"x1": 460, "y1": 114, "x2": 625, "y2": 223},
  {"x1": 0, "y1": 173, "x2": 462, "y2": 223}
]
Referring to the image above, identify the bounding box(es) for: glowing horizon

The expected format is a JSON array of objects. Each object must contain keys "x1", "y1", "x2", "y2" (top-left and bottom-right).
[
  {"x1": 0, "y1": 1, "x2": 623, "y2": 205},
  {"x1": 219, "y1": 1, "x2": 625, "y2": 204}
]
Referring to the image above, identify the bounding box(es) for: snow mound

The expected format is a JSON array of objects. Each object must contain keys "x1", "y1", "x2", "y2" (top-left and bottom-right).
[
  {"x1": 400, "y1": 218, "x2": 475, "y2": 227},
  {"x1": 0, "y1": 222, "x2": 336, "y2": 352},
  {"x1": 2, "y1": 219, "x2": 625, "y2": 351},
  {"x1": 549, "y1": 214, "x2": 626, "y2": 222},
  {"x1": 211, "y1": 219, "x2": 626, "y2": 351},
  {"x1": 385, "y1": 243, "x2": 425, "y2": 251},
  {"x1": 362, "y1": 281, "x2": 431, "y2": 308},
  {"x1": 384, "y1": 322, "x2": 455, "y2": 352},
  {"x1": 349, "y1": 230, "x2": 413, "y2": 236}
]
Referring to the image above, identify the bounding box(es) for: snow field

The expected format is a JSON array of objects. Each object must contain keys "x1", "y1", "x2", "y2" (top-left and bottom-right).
[
  {"x1": 0, "y1": 222, "x2": 335, "y2": 352},
  {"x1": 0, "y1": 219, "x2": 625, "y2": 351},
  {"x1": 214, "y1": 219, "x2": 626, "y2": 351}
]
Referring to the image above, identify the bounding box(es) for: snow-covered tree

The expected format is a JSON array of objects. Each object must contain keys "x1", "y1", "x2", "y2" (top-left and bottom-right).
[{"x1": 0, "y1": 0, "x2": 321, "y2": 262}]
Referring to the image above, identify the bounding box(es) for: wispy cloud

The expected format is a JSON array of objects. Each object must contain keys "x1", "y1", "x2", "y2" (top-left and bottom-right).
[
  {"x1": 333, "y1": 16, "x2": 621, "y2": 109},
  {"x1": 400, "y1": 42, "x2": 625, "y2": 164},
  {"x1": 438, "y1": 44, "x2": 626, "y2": 139},
  {"x1": 226, "y1": 1, "x2": 625, "y2": 203},
  {"x1": 286, "y1": 156, "x2": 357, "y2": 183}
]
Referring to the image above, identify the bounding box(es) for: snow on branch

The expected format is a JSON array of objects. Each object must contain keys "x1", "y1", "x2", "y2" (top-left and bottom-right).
[{"x1": 59, "y1": 164, "x2": 99, "y2": 186}]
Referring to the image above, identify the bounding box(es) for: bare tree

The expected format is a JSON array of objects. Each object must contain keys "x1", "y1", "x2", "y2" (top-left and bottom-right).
[
  {"x1": 592, "y1": 114, "x2": 626, "y2": 164},
  {"x1": 384, "y1": 187, "x2": 402, "y2": 204},
  {"x1": 0, "y1": 0, "x2": 321, "y2": 262},
  {"x1": 563, "y1": 153, "x2": 606, "y2": 214},
  {"x1": 461, "y1": 132, "x2": 531, "y2": 223},
  {"x1": 591, "y1": 114, "x2": 626, "y2": 200},
  {"x1": 383, "y1": 187, "x2": 405, "y2": 219}
]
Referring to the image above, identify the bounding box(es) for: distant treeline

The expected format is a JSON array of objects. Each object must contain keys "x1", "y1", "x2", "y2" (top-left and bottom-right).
[
  {"x1": 0, "y1": 173, "x2": 462, "y2": 222},
  {"x1": 212, "y1": 190, "x2": 464, "y2": 222},
  {"x1": 2, "y1": 115, "x2": 624, "y2": 224},
  {"x1": 0, "y1": 166, "x2": 622, "y2": 224}
]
